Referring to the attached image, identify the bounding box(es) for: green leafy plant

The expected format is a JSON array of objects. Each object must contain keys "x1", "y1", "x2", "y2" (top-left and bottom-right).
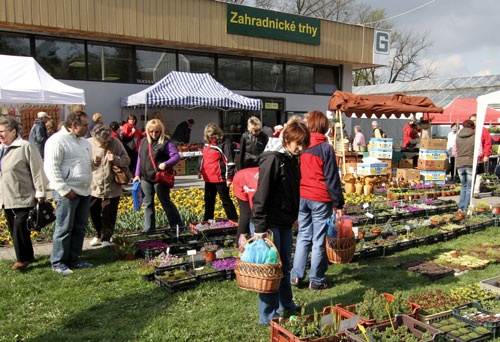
[{"x1": 357, "y1": 289, "x2": 411, "y2": 321}]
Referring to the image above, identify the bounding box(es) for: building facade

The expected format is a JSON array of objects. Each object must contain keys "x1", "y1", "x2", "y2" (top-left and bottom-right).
[{"x1": 0, "y1": 0, "x2": 380, "y2": 141}]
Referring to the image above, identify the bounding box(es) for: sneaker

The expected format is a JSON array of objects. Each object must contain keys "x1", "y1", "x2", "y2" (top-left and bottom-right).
[
  {"x1": 473, "y1": 193, "x2": 481, "y2": 199},
  {"x1": 69, "y1": 260, "x2": 93, "y2": 269},
  {"x1": 309, "y1": 281, "x2": 332, "y2": 290},
  {"x1": 52, "y1": 264, "x2": 73, "y2": 275},
  {"x1": 102, "y1": 241, "x2": 114, "y2": 248},
  {"x1": 89, "y1": 237, "x2": 101, "y2": 246}
]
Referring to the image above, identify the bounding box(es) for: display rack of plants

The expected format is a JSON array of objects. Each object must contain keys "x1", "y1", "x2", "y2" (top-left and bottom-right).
[
  {"x1": 335, "y1": 290, "x2": 420, "y2": 327},
  {"x1": 189, "y1": 219, "x2": 238, "y2": 235},
  {"x1": 344, "y1": 315, "x2": 440, "y2": 342},
  {"x1": 432, "y1": 317, "x2": 491, "y2": 342},
  {"x1": 479, "y1": 276, "x2": 500, "y2": 294},
  {"x1": 270, "y1": 306, "x2": 351, "y2": 342},
  {"x1": 453, "y1": 302, "x2": 500, "y2": 338},
  {"x1": 155, "y1": 269, "x2": 198, "y2": 294}
]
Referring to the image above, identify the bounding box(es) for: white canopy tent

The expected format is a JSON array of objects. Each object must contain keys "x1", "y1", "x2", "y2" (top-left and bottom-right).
[
  {"x1": 472, "y1": 90, "x2": 500, "y2": 205},
  {"x1": 0, "y1": 54, "x2": 85, "y2": 104}
]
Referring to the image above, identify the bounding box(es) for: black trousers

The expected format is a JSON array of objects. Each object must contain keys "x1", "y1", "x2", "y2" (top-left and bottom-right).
[
  {"x1": 5, "y1": 207, "x2": 34, "y2": 262},
  {"x1": 236, "y1": 198, "x2": 251, "y2": 239},
  {"x1": 89, "y1": 196, "x2": 120, "y2": 242},
  {"x1": 203, "y1": 182, "x2": 238, "y2": 221}
]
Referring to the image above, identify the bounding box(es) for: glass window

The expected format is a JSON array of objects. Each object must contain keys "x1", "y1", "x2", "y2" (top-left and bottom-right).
[
  {"x1": 286, "y1": 64, "x2": 313, "y2": 93},
  {"x1": 253, "y1": 60, "x2": 283, "y2": 92},
  {"x1": 178, "y1": 53, "x2": 214, "y2": 75},
  {"x1": 35, "y1": 37, "x2": 85, "y2": 80},
  {"x1": 87, "y1": 43, "x2": 133, "y2": 82},
  {"x1": 218, "y1": 57, "x2": 251, "y2": 90},
  {"x1": 136, "y1": 49, "x2": 176, "y2": 84},
  {"x1": 0, "y1": 32, "x2": 31, "y2": 56},
  {"x1": 315, "y1": 66, "x2": 339, "y2": 94}
]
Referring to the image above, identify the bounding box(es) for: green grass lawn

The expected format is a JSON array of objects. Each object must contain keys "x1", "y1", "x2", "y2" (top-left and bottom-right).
[{"x1": 1, "y1": 227, "x2": 500, "y2": 342}]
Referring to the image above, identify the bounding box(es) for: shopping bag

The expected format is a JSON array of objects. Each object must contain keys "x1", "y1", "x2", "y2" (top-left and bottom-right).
[{"x1": 132, "y1": 181, "x2": 143, "y2": 211}]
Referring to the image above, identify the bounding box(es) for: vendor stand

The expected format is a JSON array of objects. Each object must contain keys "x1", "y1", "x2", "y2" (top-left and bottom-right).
[{"x1": 328, "y1": 90, "x2": 443, "y2": 194}]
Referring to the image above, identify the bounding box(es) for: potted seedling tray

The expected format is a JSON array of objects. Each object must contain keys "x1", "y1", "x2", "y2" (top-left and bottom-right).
[
  {"x1": 155, "y1": 269, "x2": 198, "y2": 294},
  {"x1": 189, "y1": 219, "x2": 238, "y2": 235},
  {"x1": 418, "y1": 309, "x2": 453, "y2": 325},
  {"x1": 270, "y1": 306, "x2": 351, "y2": 342},
  {"x1": 453, "y1": 302, "x2": 500, "y2": 338},
  {"x1": 344, "y1": 315, "x2": 440, "y2": 342},
  {"x1": 335, "y1": 293, "x2": 421, "y2": 327},
  {"x1": 432, "y1": 317, "x2": 491, "y2": 342}
]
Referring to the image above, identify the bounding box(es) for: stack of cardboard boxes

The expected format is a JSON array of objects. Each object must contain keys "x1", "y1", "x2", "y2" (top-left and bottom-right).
[
  {"x1": 367, "y1": 138, "x2": 393, "y2": 174},
  {"x1": 418, "y1": 139, "x2": 448, "y2": 184}
]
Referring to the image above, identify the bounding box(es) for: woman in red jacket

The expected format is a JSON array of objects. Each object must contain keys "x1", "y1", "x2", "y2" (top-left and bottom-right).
[
  {"x1": 290, "y1": 111, "x2": 344, "y2": 290},
  {"x1": 200, "y1": 123, "x2": 238, "y2": 221},
  {"x1": 121, "y1": 114, "x2": 142, "y2": 174}
]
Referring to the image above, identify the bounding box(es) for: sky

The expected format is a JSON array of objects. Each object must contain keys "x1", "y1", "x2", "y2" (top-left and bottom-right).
[{"x1": 366, "y1": 0, "x2": 500, "y2": 79}]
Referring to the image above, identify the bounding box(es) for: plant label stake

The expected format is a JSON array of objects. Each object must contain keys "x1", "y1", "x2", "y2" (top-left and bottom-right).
[
  {"x1": 357, "y1": 324, "x2": 371, "y2": 342},
  {"x1": 365, "y1": 212, "x2": 374, "y2": 219},
  {"x1": 385, "y1": 302, "x2": 396, "y2": 333},
  {"x1": 337, "y1": 315, "x2": 360, "y2": 333},
  {"x1": 176, "y1": 225, "x2": 179, "y2": 240},
  {"x1": 363, "y1": 203, "x2": 369, "y2": 210},
  {"x1": 405, "y1": 225, "x2": 411, "y2": 240},
  {"x1": 187, "y1": 249, "x2": 196, "y2": 269},
  {"x1": 352, "y1": 227, "x2": 359, "y2": 237}
]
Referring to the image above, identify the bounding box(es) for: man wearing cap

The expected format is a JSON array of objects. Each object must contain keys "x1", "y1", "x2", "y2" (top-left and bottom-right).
[{"x1": 29, "y1": 111, "x2": 50, "y2": 158}]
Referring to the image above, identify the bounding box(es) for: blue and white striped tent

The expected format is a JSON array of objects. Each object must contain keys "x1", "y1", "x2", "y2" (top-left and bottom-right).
[{"x1": 121, "y1": 71, "x2": 262, "y2": 110}]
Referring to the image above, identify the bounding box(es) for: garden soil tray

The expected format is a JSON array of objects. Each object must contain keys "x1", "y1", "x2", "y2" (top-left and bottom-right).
[
  {"x1": 404, "y1": 261, "x2": 455, "y2": 280},
  {"x1": 480, "y1": 275, "x2": 500, "y2": 294}
]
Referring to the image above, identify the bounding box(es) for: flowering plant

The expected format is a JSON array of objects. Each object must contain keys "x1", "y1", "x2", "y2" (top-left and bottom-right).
[
  {"x1": 147, "y1": 252, "x2": 184, "y2": 268},
  {"x1": 201, "y1": 242, "x2": 219, "y2": 253}
]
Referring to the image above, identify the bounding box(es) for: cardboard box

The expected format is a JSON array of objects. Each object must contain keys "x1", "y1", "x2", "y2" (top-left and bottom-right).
[
  {"x1": 398, "y1": 158, "x2": 414, "y2": 168},
  {"x1": 420, "y1": 139, "x2": 447, "y2": 150},
  {"x1": 396, "y1": 169, "x2": 420, "y2": 182},
  {"x1": 345, "y1": 163, "x2": 357, "y2": 174},
  {"x1": 173, "y1": 159, "x2": 186, "y2": 176},
  {"x1": 380, "y1": 159, "x2": 392, "y2": 172},
  {"x1": 419, "y1": 150, "x2": 447, "y2": 161},
  {"x1": 418, "y1": 159, "x2": 446, "y2": 171},
  {"x1": 357, "y1": 163, "x2": 388, "y2": 176},
  {"x1": 369, "y1": 138, "x2": 394, "y2": 149},
  {"x1": 420, "y1": 170, "x2": 446, "y2": 181},
  {"x1": 368, "y1": 148, "x2": 393, "y2": 160},
  {"x1": 422, "y1": 179, "x2": 446, "y2": 185}
]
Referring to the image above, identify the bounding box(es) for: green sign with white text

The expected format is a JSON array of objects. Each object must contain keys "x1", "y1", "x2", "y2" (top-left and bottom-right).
[{"x1": 227, "y1": 4, "x2": 320, "y2": 45}]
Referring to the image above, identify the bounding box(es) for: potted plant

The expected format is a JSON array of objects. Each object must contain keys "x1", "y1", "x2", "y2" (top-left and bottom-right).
[
  {"x1": 475, "y1": 202, "x2": 490, "y2": 213},
  {"x1": 455, "y1": 211, "x2": 466, "y2": 220},
  {"x1": 137, "y1": 260, "x2": 155, "y2": 281},
  {"x1": 370, "y1": 226, "x2": 382, "y2": 237},
  {"x1": 117, "y1": 242, "x2": 137, "y2": 260},
  {"x1": 429, "y1": 215, "x2": 443, "y2": 226},
  {"x1": 201, "y1": 242, "x2": 218, "y2": 262},
  {"x1": 492, "y1": 203, "x2": 500, "y2": 215}
]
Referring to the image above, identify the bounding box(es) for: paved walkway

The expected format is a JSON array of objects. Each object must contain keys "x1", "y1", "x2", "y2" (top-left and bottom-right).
[{"x1": 1, "y1": 191, "x2": 498, "y2": 261}]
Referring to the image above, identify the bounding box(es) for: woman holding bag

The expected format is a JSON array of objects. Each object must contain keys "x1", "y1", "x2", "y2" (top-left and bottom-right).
[
  {"x1": 251, "y1": 118, "x2": 310, "y2": 325},
  {"x1": 88, "y1": 124, "x2": 130, "y2": 247},
  {"x1": 0, "y1": 115, "x2": 48, "y2": 270},
  {"x1": 133, "y1": 119, "x2": 183, "y2": 233}
]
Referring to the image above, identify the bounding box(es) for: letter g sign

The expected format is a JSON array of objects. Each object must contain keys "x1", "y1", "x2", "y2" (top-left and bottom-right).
[{"x1": 375, "y1": 31, "x2": 390, "y2": 54}]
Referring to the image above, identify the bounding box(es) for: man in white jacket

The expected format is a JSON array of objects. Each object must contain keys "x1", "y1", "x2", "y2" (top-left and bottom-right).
[{"x1": 44, "y1": 111, "x2": 99, "y2": 275}]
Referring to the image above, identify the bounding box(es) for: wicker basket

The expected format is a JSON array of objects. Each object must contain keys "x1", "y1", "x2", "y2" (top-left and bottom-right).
[
  {"x1": 234, "y1": 237, "x2": 283, "y2": 294},
  {"x1": 326, "y1": 236, "x2": 356, "y2": 264}
]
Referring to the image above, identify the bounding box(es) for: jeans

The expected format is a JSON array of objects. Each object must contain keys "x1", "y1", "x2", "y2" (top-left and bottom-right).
[
  {"x1": 50, "y1": 192, "x2": 91, "y2": 267},
  {"x1": 291, "y1": 198, "x2": 333, "y2": 284},
  {"x1": 458, "y1": 167, "x2": 473, "y2": 211},
  {"x1": 89, "y1": 196, "x2": 120, "y2": 242},
  {"x1": 141, "y1": 179, "x2": 183, "y2": 232},
  {"x1": 249, "y1": 224, "x2": 298, "y2": 324}
]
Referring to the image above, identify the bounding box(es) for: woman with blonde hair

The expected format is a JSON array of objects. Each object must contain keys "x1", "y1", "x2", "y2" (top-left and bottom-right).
[
  {"x1": 200, "y1": 123, "x2": 238, "y2": 221},
  {"x1": 133, "y1": 119, "x2": 183, "y2": 233},
  {"x1": 239, "y1": 116, "x2": 269, "y2": 168}
]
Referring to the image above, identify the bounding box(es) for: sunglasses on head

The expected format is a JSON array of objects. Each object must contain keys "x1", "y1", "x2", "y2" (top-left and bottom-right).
[{"x1": 149, "y1": 130, "x2": 160, "y2": 134}]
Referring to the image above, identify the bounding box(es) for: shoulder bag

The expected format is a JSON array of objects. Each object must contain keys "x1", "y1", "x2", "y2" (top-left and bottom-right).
[
  {"x1": 112, "y1": 164, "x2": 133, "y2": 185},
  {"x1": 148, "y1": 142, "x2": 175, "y2": 188},
  {"x1": 27, "y1": 201, "x2": 56, "y2": 232}
]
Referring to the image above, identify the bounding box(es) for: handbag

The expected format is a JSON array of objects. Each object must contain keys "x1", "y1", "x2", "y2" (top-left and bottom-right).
[
  {"x1": 148, "y1": 143, "x2": 175, "y2": 188},
  {"x1": 112, "y1": 164, "x2": 133, "y2": 185},
  {"x1": 27, "y1": 201, "x2": 56, "y2": 232}
]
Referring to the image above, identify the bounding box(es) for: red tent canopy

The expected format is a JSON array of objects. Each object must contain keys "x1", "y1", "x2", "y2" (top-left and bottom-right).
[
  {"x1": 430, "y1": 98, "x2": 500, "y2": 124},
  {"x1": 328, "y1": 90, "x2": 443, "y2": 118}
]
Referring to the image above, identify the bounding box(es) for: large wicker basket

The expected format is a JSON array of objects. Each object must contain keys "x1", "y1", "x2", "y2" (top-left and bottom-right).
[
  {"x1": 235, "y1": 237, "x2": 283, "y2": 293},
  {"x1": 326, "y1": 235, "x2": 356, "y2": 264}
]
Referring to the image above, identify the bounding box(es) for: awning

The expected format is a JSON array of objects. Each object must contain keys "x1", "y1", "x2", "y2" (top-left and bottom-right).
[
  {"x1": 121, "y1": 71, "x2": 261, "y2": 110},
  {"x1": 0, "y1": 54, "x2": 85, "y2": 104},
  {"x1": 431, "y1": 98, "x2": 500, "y2": 124},
  {"x1": 328, "y1": 90, "x2": 443, "y2": 118}
]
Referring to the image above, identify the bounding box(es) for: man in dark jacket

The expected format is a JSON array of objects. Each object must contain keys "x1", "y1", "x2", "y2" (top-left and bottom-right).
[
  {"x1": 240, "y1": 116, "x2": 269, "y2": 169},
  {"x1": 172, "y1": 119, "x2": 194, "y2": 144},
  {"x1": 29, "y1": 111, "x2": 50, "y2": 158}
]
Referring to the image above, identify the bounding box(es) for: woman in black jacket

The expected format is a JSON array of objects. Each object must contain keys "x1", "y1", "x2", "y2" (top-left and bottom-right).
[
  {"x1": 251, "y1": 119, "x2": 310, "y2": 325},
  {"x1": 239, "y1": 116, "x2": 269, "y2": 169}
]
